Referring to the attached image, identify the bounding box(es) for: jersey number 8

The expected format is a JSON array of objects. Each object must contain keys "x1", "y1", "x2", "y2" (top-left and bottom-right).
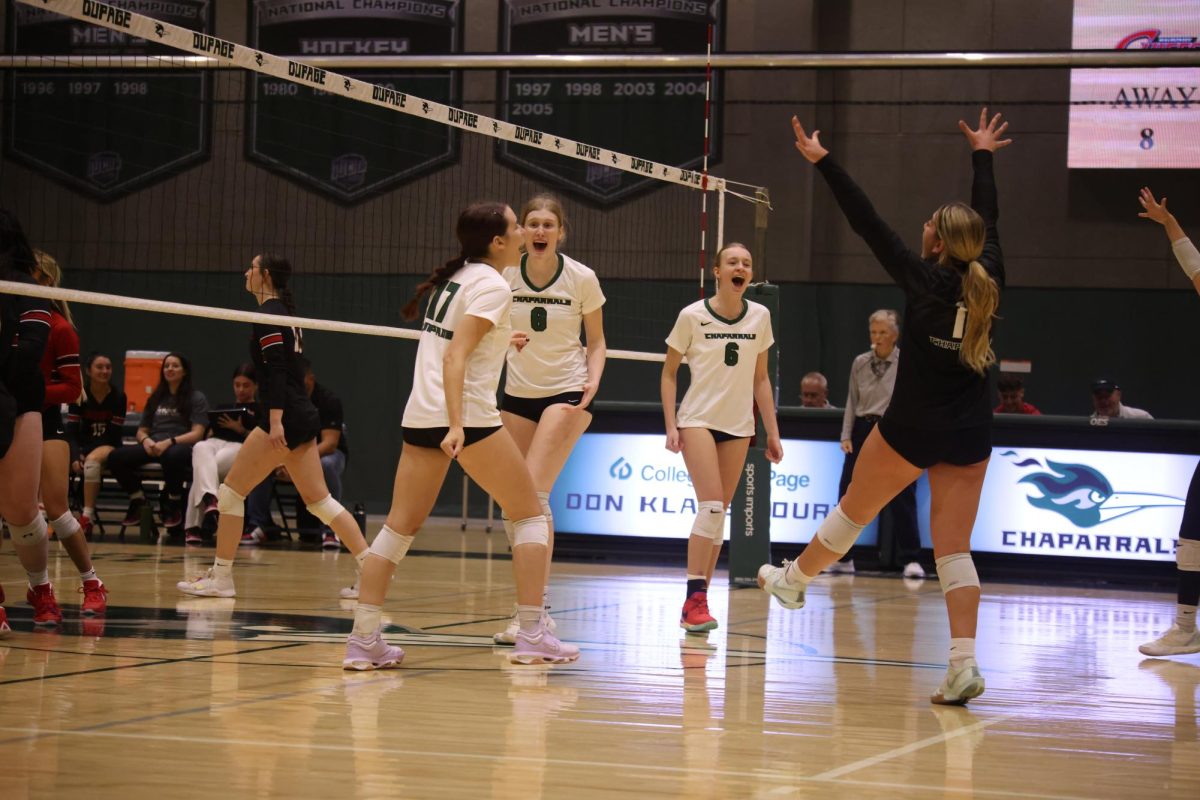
[
  {"x1": 724, "y1": 342, "x2": 739, "y2": 366},
  {"x1": 530, "y1": 306, "x2": 547, "y2": 332}
]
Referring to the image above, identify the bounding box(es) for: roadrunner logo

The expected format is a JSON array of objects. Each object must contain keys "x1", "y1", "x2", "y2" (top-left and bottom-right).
[
  {"x1": 1005, "y1": 451, "x2": 1184, "y2": 527},
  {"x1": 609, "y1": 457, "x2": 633, "y2": 480}
]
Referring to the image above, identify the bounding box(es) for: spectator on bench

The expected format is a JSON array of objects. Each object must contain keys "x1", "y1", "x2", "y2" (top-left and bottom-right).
[
  {"x1": 800, "y1": 371, "x2": 837, "y2": 409},
  {"x1": 183, "y1": 363, "x2": 260, "y2": 546},
  {"x1": 243, "y1": 357, "x2": 348, "y2": 547},
  {"x1": 1090, "y1": 378, "x2": 1153, "y2": 420},
  {"x1": 994, "y1": 373, "x2": 1041, "y2": 415},
  {"x1": 69, "y1": 352, "x2": 127, "y2": 537},
  {"x1": 107, "y1": 352, "x2": 208, "y2": 533}
]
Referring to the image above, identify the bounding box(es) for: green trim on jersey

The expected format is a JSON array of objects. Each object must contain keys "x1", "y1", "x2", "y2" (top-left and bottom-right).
[
  {"x1": 520, "y1": 253, "x2": 565, "y2": 293},
  {"x1": 704, "y1": 297, "x2": 749, "y2": 325}
]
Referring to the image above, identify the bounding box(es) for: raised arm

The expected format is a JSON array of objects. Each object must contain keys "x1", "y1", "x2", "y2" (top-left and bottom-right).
[
  {"x1": 1139, "y1": 187, "x2": 1200, "y2": 297},
  {"x1": 791, "y1": 117, "x2": 918, "y2": 289},
  {"x1": 959, "y1": 107, "x2": 1010, "y2": 286}
]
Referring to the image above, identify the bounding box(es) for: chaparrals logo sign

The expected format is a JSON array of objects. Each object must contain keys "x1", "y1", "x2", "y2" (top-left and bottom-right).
[
  {"x1": 1010, "y1": 452, "x2": 1186, "y2": 527},
  {"x1": 981, "y1": 449, "x2": 1190, "y2": 561}
]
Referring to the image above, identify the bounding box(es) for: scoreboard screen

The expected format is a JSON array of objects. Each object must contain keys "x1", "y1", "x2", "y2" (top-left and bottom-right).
[{"x1": 1069, "y1": 0, "x2": 1200, "y2": 168}]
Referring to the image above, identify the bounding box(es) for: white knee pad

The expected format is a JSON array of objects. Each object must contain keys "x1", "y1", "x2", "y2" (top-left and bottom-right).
[
  {"x1": 512, "y1": 515, "x2": 549, "y2": 547},
  {"x1": 501, "y1": 514, "x2": 515, "y2": 547},
  {"x1": 1178, "y1": 538, "x2": 1200, "y2": 572},
  {"x1": 50, "y1": 511, "x2": 81, "y2": 541},
  {"x1": 9, "y1": 515, "x2": 48, "y2": 546},
  {"x1": 369, "y1": 524, "x2": 414, "y2": 565},
  {"x1": 815, "y1": 504, "x2": 866, "y2": 555},
  {"x1": 536, "y1": 491, "x2": 553, "y2": 525},
  {"x1": 690, "y1": 501, "x2": 726, "y2": 542},
  {"x1": 217, "y1": 484, "x2": 246, "y2": 518},
  {"x1": 306, "y1": 494, "x2": 345, "y2": 525},
  {"x1": 83, "y1": 459, "x2": 102, "y2": 484},
  {"x1": 936, "y1": 552, "x2": 981, "y2": 593}
]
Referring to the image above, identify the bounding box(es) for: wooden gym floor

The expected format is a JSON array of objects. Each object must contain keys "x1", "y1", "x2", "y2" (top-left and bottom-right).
[{"x1": 1, "y1": 521, "x2": 1197, "y2": 799}]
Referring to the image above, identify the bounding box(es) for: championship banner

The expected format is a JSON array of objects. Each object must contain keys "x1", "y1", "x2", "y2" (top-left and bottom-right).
[
  {"x1": 18, "y1": 0, "x2": 724, "y2": 196},
  {"x1": 7, "y1": 0, "x2": 211, "y2": 199},
  {"x1": 247, "y1": 0, "x2": 461, "y2": 202},
  {"x1": 498, "y1": 0, "x2": 722, "y2": 205}
]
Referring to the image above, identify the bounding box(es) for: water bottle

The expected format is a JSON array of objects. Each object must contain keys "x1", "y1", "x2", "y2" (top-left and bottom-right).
[
  {"x1": 353, "y1": 502, "x2": 367, "y2": 536},
  {"x1": 138, "y1": 501, "x2": 156, "y2": 544}
]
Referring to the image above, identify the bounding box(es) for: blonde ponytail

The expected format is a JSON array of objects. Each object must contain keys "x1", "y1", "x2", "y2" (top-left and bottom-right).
[
  {"x1": 933, "y1": 203, "x2": 998, "y2": 376},
  {"x1": 959, "y1": 260, "x2": 999, "y2": 374},
  {"x1": 34, "y1": 249, "x2": 74, "y2": 327}
]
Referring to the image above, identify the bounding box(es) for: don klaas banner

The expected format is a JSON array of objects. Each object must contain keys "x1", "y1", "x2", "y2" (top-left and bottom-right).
[{"x1": 552, "y1": 434, "x2": 1192, "y2": 561}]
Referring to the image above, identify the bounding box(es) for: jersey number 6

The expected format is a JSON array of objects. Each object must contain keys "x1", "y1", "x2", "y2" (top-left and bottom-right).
[{"x1": 724, "y1": 342, "x2": 739, "y2": 366}]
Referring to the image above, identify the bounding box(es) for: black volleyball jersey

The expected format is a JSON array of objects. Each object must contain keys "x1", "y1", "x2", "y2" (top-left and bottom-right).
[
  {"x1": 816, "y1": 150, "x2": 1003, "y2": 430},
  {"x1": 67, "y1": 389, "x2": 127, "y2": 451},
  {"x1": 250, "y1": 298, "x2": 307, "y2": 412},
  {"x1": 0, "y1": 270, "x2": 51, "y2": 402}
]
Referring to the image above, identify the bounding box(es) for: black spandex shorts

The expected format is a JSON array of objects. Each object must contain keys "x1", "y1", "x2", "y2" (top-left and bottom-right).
[
  {"x1": 679, "y1": 427, "x2": 750, "y2": 444},
  {"x1": 501, "y1": 391, "x2": 590, "y2": 422},
  {"x1": 256, "y1": 401, "x2": 320, "y2": 449},
  {"x1": 402, "y1": 426, "x2": 502, "y2": 449},
  {"x1": 41, "y1": 406, "x2": 67, "y2": 442},
  {"x1": 877, "y1": 417, "x2": 991, "y2": 470}
]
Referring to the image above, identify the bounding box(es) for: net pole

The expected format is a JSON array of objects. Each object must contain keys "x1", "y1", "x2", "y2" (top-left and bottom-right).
[
  {"x1": 716, "y1": 186, "x2": 726, "y2": 254},
  {"x1": 697, "y1": 22, "x2": 714, "y2": 298}
]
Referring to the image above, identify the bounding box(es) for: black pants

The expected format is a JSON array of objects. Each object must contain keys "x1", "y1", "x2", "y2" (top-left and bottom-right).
[
  {"x1": 1178, "y1": 461, "x2": 1200, "y2": 607},
  {"x1": 107, "y1": 443, "x2": 194, "y2": 501},
  {"x1": 838, "y1": 416, "x2": 920, "y2": 568}
]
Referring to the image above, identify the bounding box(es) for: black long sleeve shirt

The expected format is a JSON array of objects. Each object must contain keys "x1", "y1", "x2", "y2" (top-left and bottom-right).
[{"x1": 815, "y1": 149, "x2": 1004, "y2": 430}]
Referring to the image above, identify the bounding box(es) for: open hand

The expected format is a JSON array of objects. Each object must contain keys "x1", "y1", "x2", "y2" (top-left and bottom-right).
[
  {"x1": 790, "y1": 116, "x2": 829, "y2": 164},
  {"x1": 958, "y1": 107, "x2": 1012, "y2": 152},
  {"x1": 1138, "y1": 187, "x2": 1172, "y2": 225}
]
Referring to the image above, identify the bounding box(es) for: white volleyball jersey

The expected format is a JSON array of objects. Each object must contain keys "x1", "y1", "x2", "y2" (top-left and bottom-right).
[
  {"x1": 502, "y1": 253, "x2": 605, "y2": 398},
  {"x1": 666, "y1": 298, "x2": 774, "y2": 437},
  {"x1": 402, "y1": 262, "x2": 513, "y2": 428}
]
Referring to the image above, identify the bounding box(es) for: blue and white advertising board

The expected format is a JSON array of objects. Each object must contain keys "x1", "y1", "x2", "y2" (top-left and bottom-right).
[{"x1": 551, "y1": 434, "x2": 1195, "y2": 562}]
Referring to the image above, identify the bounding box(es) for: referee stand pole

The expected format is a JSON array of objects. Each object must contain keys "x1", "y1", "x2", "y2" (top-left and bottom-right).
[{"x1": 729, "y1": 281, "x2": 778, "y2": 586}]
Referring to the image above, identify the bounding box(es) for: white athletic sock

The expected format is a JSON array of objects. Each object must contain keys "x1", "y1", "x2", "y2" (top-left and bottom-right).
[
  {"x1": 517, "y1": 604, "x2": 543, "y2": 634},
  {"x1": 784, "y1": 560, "x2": 817, "y2": 587},
  {"x1": 50, "y1": 511, "x2": 81, "y2": 539},
  {"x1": 79, "y1": 568, "x2": 98, "y2": 583},
  {"x1": 212, "y1": 557, "x2": 235, "y2": 579},
  {"x1": 353, "y1": 603, "x2": 382, "y2": 637},
  {"x1": 1176, "y1": 604, "x2": 1198, "y2": 633},
  {"x1": 27, "y1": 569, "x2": 49, "y2": 587},
  {"x1": 82, "y1": 506, "x2": 95, "y2": 518},
  {"x1": 949, "y1": 637, "x2": 976, "y2": 668}
]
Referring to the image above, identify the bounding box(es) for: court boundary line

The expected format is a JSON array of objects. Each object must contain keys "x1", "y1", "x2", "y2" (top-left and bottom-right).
[{"x1": 0, "y1": 725, "x2": 1094, "y2": 800}]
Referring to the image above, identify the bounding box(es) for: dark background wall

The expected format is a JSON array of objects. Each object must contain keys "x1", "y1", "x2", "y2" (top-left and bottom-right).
[{"x1": 3, "y1": 0, "x2": 1197, "y2": 513}]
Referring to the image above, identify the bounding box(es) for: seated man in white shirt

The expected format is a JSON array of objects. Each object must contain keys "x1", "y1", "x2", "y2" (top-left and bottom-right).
[{"x1": 1090, "y1": 379, "x2": 1153, "y2": 420}]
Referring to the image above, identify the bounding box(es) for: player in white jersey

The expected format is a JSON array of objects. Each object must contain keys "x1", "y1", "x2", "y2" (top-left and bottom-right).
[
  {"x1": 493, "y1": 195, "x2": 607, "y2": 645},
  {"x1": 662, "y1": 243, "x2": 783, "y2": 633},
  {"x1": 343, "y1": 202, "x2": 580, "y2": 670}
]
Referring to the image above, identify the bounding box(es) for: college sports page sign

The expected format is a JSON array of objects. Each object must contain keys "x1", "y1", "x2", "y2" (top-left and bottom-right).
[
  {"x1": 1069, "y1": 0, "x2": 1200, "y2": 168},
  {"x1": 497, "y1": 0, "x2": 722, "y2": 205},
  {"x1": 248, "y1": 0, "x2": 460, "y2": 202},
  {"x1": 551, "y1": 434, "x2": 858, "y2": 545},
  {"x1": 7, "y1": 0, "x2": 212, "y2": 198},
  {"x1": 553, "y1": 434, "x2": 1191, "y2": 562}
]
